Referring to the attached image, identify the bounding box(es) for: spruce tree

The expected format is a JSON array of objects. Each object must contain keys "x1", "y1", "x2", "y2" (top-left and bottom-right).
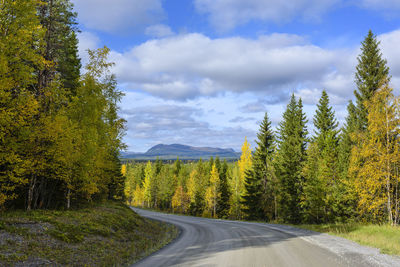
[
  {"x1": 216, "y1": 160, "x2": 231, "y2": 218},
  {"x1": 37, "y1": 0, "x2": 81, "y2": 94},
  {"x1": 313, "y1": 90, "x2": 339, "y2": 149},
  {"x1": 338, "y1": 101, "x2": 357, "y2": 181},
  {"x1": 354, "y1": 30, "x2": 390, "y2": 130},
  {"x1": 275, "y1": 94, "x2": 308, "y2": 223},
  {"x1": 242, "y1": 112, "x2": 274, "y2": 220},
  {"x1": 302, "y1": 91, "x2": 340, "y2": 223}
]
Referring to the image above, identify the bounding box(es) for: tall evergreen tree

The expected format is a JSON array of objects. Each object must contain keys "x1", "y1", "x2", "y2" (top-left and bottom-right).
[
  {"x1": 338, "y1": 101, "x2": 357, "y2": 179},
  {"x1": 313, "y1": 90, "x2": 339, "y2": 148},
  {"x1": 216, "y1": 160, "x2": 231, "y2": 218},
  {"x1": 242, "y1": 112, "x2": 274, "y2": 220},
  {"x1": 275, "y1": 94, "x2": 308, "y2": 223},
  {"x1": 37, "y1": 0, "x2": 80, "y2": 94},
  {"x1": 302, "y1": 91, "x2": 341, "y2": 223},
  {"x1": 354, "y1": 30, "x2": 390, "y2": 131}
]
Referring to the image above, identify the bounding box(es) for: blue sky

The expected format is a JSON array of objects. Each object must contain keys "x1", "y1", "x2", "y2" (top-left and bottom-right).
[{"x1": 71, "y1": 0, "x2": 400, "y2": 152}]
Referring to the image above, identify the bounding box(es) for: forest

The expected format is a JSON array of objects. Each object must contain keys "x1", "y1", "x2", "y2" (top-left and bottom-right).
[
  {"x1": 125, "y1": 30, "x2": 400, "y2": 226},
  {"x1": 0, "y1": 0, "x2": 125, "y2": 210},
  {"x1": 1, "y1": 0, "x2": 399, "y2": 228}
]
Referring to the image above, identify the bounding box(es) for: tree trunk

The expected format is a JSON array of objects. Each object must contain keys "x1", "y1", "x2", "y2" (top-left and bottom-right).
[
  {"x1": 66, "y1": 188, "x2": 71, "y2": 209},
  {"x1": 27, "y1": 175, "x2": 37, "y2": 211},
  {"x1": 385, "y1": 106, "x2": 393, "y2": 225},
  {"x1": 274, "y1": 195, "x2": 277, "y2": 221}
]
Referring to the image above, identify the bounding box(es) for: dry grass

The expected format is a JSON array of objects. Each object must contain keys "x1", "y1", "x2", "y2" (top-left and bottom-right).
[{"x1": 295, "y1": 223, "x2": 400, "y2": 256}]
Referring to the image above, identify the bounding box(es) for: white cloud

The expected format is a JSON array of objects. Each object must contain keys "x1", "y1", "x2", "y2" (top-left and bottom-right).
[
  {"x1": 360, "y1": 0, "x2": 400, "y2": 10},
  {"x1": 379, "y1": 29, "x2": 400, "y2": 84},
  {"x1": 111, "y1": 32, "x2": 355, "y2": 103},
  {"x1": 194, "y1": 0, "x2": 339, "y2": 32},
  {"x1": 72, "y1": 0, "x2": 164, "y2": 34},
  {"x1": 145, "y1": 24, "x2": 174, "y2": 38},
  {"x1": 77, "y1": 31, "x2": 100, "y2": 65},
  {"x1": 120, "y1": 101, "x2": 256, "y2": 151}
]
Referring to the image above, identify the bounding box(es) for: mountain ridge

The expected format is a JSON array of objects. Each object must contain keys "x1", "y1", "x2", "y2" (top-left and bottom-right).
[{"x1": 121, "y1": 143, "x2": 240, "y2": 160}]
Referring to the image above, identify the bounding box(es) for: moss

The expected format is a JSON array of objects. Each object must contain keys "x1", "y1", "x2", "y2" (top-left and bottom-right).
[{"x1": 0, "y1": 201, "x2": 179, "y2": 266}]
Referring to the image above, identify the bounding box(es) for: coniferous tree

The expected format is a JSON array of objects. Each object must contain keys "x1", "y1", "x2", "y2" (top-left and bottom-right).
[
  {"x1": 354, "y1": 30, "x2": 390, "y2": 131},
  {"x1": 275, "y1": 94, "x2": 308, "y2": 223},
  {"x1": 313, "y1": 90, "x2": 339, "y2": 147},
  {"x1": 242, "y1": 112, "x2": 274, "y2": 220},
  {"x1": 302, "y1": 91, "x2": 341, "y2": 223},
  {"x1": 337, "y1": 101, "x2": 359, "y2": 219},
  {"x1": 216, "y1": 160, "x2": 231, "y2": 218},
  {"x1": 338, "y1": 101, "x2": 357, "y2": 180}
]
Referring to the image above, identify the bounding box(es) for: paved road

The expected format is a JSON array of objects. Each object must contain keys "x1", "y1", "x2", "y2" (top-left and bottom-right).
[{"x1": 131, "y1": 208, "x2": 397, "y2": 267}]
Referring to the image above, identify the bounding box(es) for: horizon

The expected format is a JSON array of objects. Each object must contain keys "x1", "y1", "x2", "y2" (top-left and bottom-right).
[{"x1": 123, "y1": 143, "x2": 240, "y2": 154}]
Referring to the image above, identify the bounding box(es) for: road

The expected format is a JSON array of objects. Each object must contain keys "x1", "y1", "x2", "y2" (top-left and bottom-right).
[{"x1": 131, "y1": 208, "x2": 399, "y2": 267}]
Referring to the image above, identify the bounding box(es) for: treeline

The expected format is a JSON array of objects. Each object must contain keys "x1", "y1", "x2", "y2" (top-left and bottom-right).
[
  {"x1": 126, "y1": 30, "x2": 400, "y2": 225},
  {"x1": 0, "y1": 0, "x2": 125, "y2": 210}
]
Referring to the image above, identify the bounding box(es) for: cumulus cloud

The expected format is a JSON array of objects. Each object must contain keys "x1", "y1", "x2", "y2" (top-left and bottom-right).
[
  {"x1": 77, "y1": 31, "x2": 100, "y2": 65},
  {"x1": 121, "y1": 104, "x2": 255, "y2": 151},
  {"x1": 145, "y1": 24, "x2": 174, "y2": 38},
  {"x1": 194, "y1": 0, "x2": 339, "y2": 32},
  {"x1": 111, "y1": 32, "x2": 356, "y2": 103},
  {"x1": 379, "y1": 30, "x2": 400, "y2": 79},
  {"x1": 72, "y1": 0, "x2": 164, "y2": 34}
]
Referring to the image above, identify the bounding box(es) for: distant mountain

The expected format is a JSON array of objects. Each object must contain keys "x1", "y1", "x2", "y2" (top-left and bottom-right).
[{"x1": 121, "y1": 144, "x2": 240, "y2": 160}]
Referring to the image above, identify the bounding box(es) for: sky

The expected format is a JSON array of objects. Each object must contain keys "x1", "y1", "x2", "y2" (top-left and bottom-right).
[{"x1": 71, "y1": 0, "x2": 400, "y2": 152}]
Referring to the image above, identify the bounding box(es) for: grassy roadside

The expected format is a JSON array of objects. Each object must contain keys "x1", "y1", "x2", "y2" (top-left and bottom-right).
[
  {"x1": 292, "y1": 223, "x2": 400, "y2": 256},
  {"x1": 0, "y1": 201, "x2": 179, "y2": 266}
]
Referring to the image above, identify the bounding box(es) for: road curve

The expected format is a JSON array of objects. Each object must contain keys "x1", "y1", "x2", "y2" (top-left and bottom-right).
[{"x1": 131, "y1": 208, "x2": 396, "y2": 267}]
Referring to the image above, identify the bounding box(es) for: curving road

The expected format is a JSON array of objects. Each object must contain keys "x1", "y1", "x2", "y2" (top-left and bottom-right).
[{"x1": 131, "y1": 208, "x2": 400, "y2": 267}]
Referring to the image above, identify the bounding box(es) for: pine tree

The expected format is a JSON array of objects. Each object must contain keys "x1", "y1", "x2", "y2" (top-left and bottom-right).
[
  {"x1": 354, "y1": 30, "x2": 390, "y2": 131},
  {"x1": 275, "y1": 94, "x2": 308, "y2": 223},
  {"x1": 242, "y1": 112, "x2": 274, "y2": 220}
]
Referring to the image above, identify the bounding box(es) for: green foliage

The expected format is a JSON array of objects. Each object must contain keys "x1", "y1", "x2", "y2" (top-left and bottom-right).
[
  {"x1": 275, "y1": 94, "x2": 308, "y2": 223},
  {"x1": 354, "y1": 30, "x2": 390, "y2": 131},
  {"x1": 0, "y1": 1, "x2": 125, "y2": 210},
  {"x1": 302, "y1": 91, "x2": 344, "y2": 223},
  {"x1": 216, "y1": 160, "x2": 231, "y2": 218},
  {"x1": 242, "y1": 112, "x2": 275, "y2": 221}
]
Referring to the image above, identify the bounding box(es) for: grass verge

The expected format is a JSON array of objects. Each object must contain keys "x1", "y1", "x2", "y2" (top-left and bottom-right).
[
  {"x1": 0, "y1": 201, "x2": 179, "y2": 266},
  {"x1": 293, "y1": 223, "x2": 400, "y2": 256}
]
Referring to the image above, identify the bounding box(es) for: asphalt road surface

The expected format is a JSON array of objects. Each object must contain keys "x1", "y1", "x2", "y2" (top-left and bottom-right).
[{"x1": 131, "y1": 208, "x2": 400, "y2": 267}]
